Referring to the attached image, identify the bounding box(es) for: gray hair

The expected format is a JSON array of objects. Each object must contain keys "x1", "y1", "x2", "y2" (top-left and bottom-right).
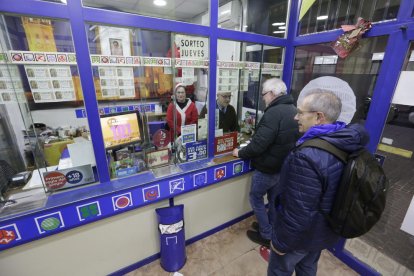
[
  {"x1": 303, "y1": 89, "x2": 342, "y2": 122},
  {"x1": 262, "y1": 78, "x2": 287, "y2": 97}
]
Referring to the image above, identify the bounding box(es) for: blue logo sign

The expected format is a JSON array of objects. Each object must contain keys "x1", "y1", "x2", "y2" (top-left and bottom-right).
[
  {"x1": 186, "y1": 140, "x2": 207, "y2": 161},
  {"x1": 193, "y1": 172, "x2": 207, "y2": 187},
  {"x1": 66, "y1": 170, "x2": 83, "y2": 184}
]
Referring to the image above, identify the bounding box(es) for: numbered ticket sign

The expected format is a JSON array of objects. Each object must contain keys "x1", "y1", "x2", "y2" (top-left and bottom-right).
[
  {"x1": 214, "y1": 132, "x2": 237, "y2": 155},
  {"x1": 185, "y1": 140, "x2": 207, "y2": 161},
  {"x1": 43, "y1": 164, "x2": 95, "y2": 191}
]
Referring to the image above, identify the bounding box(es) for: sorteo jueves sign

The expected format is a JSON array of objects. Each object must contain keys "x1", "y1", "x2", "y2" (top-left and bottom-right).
[{"x1": 176, "y1": 35, "x2": 209, "y2": 59}]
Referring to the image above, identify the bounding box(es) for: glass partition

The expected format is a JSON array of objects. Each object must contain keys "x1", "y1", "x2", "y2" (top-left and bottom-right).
[
  {"x1": 218, "y1": 0, "x2": 289, "y2": 38},
  {"x1": 86, "y1": 24, "x2": 209, "y2": 178},
  {"x1": 344, "y1": 43, "x2": 414, "y2": 275},
  {"x1": 291, "y1": 36, "x2": 389, "y2": 123},
  {"x1": 83, "y1": 0, "x2": 210, "y2": 26},
  {"x1": 215, "y1": 39, "x2": 284, "y2": 156},
  {"x1": 299, "y1": 0, "x2": 401, "y2": 35},
  {"x1": 0, "y1": 14, "x2": 96, "y2": 207}
]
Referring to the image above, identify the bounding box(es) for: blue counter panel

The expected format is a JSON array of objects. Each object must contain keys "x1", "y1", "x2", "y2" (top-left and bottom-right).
[{"x1": 0, "y1": 159, "x2": 251, "y2": 250}]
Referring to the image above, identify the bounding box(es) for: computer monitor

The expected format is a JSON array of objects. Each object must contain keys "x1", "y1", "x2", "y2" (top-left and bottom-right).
[{"x1": 100, "y1": 110, "x2": 144, "y2": 150}]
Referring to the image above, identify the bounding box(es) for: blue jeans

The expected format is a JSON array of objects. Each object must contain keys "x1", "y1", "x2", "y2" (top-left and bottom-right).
[
  {"x1": 249, "y1": 170, "x2": 280, "y2": 240},
  {"x1": 267, "y1": 250, "x2": 321, "y2": 276}
]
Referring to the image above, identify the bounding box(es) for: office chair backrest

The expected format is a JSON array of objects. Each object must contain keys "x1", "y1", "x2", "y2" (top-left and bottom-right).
[{"x1": 0, "y1": 160, "x2": 17, "y2": 196}]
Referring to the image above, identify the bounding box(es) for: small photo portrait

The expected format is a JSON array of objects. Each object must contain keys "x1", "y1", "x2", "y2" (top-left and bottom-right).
[
  {"x1": 0, "y1": 70, "x2": 3, "y2": 77},
  {"x1": 117, "y1": 68, "x2": 123, "y2": 76},
  {"x1": 50, "y1": 68, "x2": 57, "y2": 77},
  {"x1": 120, "y1": 89, "x2": 125, "y2": 96},
  {"x1": 26, "y1": 68, "x2": 34, "y2": 78},
  {"x1": 30, "y1": 80, "x2": 38, "y2": 89},
  {"x1": 118, "y1": 79, "x2": 124, "y2": 86},
  {"x1": 33, "y1": 92, "x2": 41, "y2": 101},
  {"x1": 55, "y1": 91, "x2": 63, "y2": 100},
  {"x1": 102, "y1": 89, "x2": 108, "y2": 96},
  {"x1": 109, "y1": 38, "x2": 123, "y2": 56},
  {"x1": 52, "y1": 80, "x2": 60, "y2": 89},
  {"x1": 99, "y1": 68, "x2": 105, "y2": 76},
  {"x1": 101, "y1": 79, "x2": 107, "y2": 86}
]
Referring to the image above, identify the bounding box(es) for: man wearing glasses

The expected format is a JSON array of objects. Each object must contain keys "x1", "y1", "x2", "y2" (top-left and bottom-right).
[
  {"x1": 200, "y1": 91, "x2": 239, "y2": 132},
  {"x1": 232, "y1": 78, "x2": 299, "y2": 247},
  {"x1": 268, "y1": 77, "x2": 366, "y2": 276}
]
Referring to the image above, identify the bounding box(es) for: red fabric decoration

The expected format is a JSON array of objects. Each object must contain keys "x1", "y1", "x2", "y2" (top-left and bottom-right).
[{"x1": 331, "y1": 18, "x2": 372, "y2": 58}]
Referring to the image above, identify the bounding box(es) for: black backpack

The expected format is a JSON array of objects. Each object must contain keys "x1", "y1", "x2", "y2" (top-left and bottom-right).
[{"x1": 299, "y1": 138, "x2": 388, "y2": 239}]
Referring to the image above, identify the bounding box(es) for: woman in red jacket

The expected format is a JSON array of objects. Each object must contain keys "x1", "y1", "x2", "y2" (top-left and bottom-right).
[{"x1": 166, "y1": 83, "x2": 198, "y2": 139}]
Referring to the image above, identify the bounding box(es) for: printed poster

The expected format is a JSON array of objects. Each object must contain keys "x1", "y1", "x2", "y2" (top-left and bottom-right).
[
  {"x1": 0, "y1": 65, "x2": 25, "y2": 103},
  {"x1": 98, "y1": 66, "x2": 135, "y2": 98},
  {"x1": 25, "y1": 65, "x2": 75, "y2": 103},
  {"x1": 181, "y1": 124, "x2": 196, "y2": 144}
]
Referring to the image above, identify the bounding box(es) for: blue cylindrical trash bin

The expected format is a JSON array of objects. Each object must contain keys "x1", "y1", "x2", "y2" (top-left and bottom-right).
[{"x1": 156, "y1": 204, "x2": 186, "y2": 272}]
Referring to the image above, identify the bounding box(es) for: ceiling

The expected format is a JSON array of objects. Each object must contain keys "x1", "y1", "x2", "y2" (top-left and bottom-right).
[{"x1": 82, "y1": 0, "x2": 209, "y2": 22}]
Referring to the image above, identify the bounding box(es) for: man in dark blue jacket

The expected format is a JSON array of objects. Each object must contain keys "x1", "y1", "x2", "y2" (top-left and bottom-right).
[
  {"x1": 232, "y1": 78, "x2": 299, "y2": 247},
  {"x1": 268, "y1": 89, "x2": 369, "y2": 275}
]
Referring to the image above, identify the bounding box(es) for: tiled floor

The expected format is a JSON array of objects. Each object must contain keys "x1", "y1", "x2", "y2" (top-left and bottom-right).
[{"x1": 126, "y1": 216, "x2": 358, "y2": 276}]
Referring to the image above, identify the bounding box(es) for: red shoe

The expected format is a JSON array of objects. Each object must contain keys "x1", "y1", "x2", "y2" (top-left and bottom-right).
[{"x1": 260, "y1": 246, "x2": 270, "y2": 262}]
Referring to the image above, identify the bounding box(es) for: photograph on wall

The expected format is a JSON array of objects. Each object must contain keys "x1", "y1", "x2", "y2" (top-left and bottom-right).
[
  {"x1": 109, "y1": 38, "x2": 124, "y2": 56},
  {"x1": 99, "y1": 26, "x2": 131, "y2": 56}
]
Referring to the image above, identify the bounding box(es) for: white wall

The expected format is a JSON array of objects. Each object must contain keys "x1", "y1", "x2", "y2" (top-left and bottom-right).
[
  {"x1": 0, "y1": 174, "x2": 252, "y2": 276},
  {"x1": 31, "y1": 108, "x2": 88, "y2": 129}
]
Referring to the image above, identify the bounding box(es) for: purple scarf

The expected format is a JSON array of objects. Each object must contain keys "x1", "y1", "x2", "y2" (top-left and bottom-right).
[{"x1": 297, "y1": 121, "x2": 346, "y2": 145}]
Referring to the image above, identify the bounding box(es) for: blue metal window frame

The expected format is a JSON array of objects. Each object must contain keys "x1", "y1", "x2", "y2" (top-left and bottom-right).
[{"x1": 1, "y1": 1, "x2": 414, "y2": 274}]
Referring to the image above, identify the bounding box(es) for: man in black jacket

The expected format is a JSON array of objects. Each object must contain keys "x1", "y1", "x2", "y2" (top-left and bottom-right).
[{"x1": 233, "y1": 78, "x2": 299, "y2": 247}]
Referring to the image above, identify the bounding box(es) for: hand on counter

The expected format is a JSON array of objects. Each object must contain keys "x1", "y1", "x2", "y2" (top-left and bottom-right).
[{"x1": 232, "y1": 148, "x2": 239, "y2": 157}]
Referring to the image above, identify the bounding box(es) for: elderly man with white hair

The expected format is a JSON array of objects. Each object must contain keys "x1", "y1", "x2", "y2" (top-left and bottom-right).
[
  {"x1": 268, "y1": 77, "x2": 368, "y2": 276},
  {"x1": 233, "y1": 78, "x2": 299, "y2": 247}
]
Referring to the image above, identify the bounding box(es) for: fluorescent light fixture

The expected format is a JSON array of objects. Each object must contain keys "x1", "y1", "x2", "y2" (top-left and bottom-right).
[
  {"x1": 278, "y1": 26, "x2": 286, "y2": 30},
  {"x1": 153, "y1": 0, "x2": 167, "y2": 7},
  {"x1": 243, "y1": 25, "x2": 248, "y2": 28},
  {"x1": 220, "y1": 10, "x2": 231, "y2": 15},
  {"x1": 273, "y1": 31, "x2": 285, "y2": 34},
  {"x1": 272, "y1": 22, "x2": 285, "y2": 26},
  {"x1": 317, "y1": 15, "x2": 328, "y2": 20}
]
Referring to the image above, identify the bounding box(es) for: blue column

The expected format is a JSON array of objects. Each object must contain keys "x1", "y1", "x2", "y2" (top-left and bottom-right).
[
  {"x1": 283, "y1": 0, "x2": 300, "y2": 92},
  {"x1": 208, "y1": 0, "x2": 219, "y2": 158}
]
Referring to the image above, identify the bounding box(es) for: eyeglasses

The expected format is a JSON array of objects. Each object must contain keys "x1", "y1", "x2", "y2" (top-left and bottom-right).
[
  {"x1": 296, "y1": 109, "x2": 318, "y2": 117},
  {"x1": 219, "y1": 94, "x2": 232, "y2": 99}
]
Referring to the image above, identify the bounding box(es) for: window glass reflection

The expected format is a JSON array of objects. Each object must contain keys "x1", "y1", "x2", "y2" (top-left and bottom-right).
[
  {"x1": 299, "y1": 0, "x2": 401, "y2": 35},
  {"x1": 83, "y1": 0, "x2": 210, "y2": 26},
  {"x1": 0, "y1": 14, "x2": 95, "y2": 205},
  {"x1": 218, "y1": 0, "x2": 288, "y2": 38},
  {"x1": 291, "y1": 36, "x2": 388, "y2": 123}
]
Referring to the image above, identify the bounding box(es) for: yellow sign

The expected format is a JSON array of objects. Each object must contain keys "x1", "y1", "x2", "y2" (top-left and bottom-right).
[
  {"x1": 299, "y1": 0, "x2": 317, "y2": 21},
  {"x1": 22, "y1": 17, "x2": 57, "y2": 52},
  {"x1": 377, "y1": 144, "x2": 413, "y2": 159}
]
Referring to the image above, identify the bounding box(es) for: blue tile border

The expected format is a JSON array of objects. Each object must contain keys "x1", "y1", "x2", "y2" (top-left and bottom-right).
[{"x1": 0, "y1": 159, "x2": 252, "y2": 251}]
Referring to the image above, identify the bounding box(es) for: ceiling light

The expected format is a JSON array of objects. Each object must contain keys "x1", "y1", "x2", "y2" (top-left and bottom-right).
[
  {"x1": 153, "y1": 0, "x2": 167, "y2": 7},
  {"x1": 220, "y1": 10, "x2": 230, "y2": 15},
  {"x1": 278, "y1": 26, "x2": 286, "y2": 30},
  {"x1": 317, "y1": 15, "x2": 328, "y2": 20},
  {"x1": 273, "y1": 31, "x2": 285, "y2": 34},
  {"x1": 272, "y1": 22, "x2": 285, "y2": 26}
]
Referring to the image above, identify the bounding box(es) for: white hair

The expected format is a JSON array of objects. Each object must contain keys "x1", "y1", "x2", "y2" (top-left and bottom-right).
[
  {"x1": 303, "y1": 89, "x2": 342, "y2": 122},
  {"x1": 262, "y1": 78, "x2": 287, "y2": 97}
]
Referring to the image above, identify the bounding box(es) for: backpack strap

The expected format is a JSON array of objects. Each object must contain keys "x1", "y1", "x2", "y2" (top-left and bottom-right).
[{"x1": 298, "y1": 138, "x2": 348, "y2": 163}]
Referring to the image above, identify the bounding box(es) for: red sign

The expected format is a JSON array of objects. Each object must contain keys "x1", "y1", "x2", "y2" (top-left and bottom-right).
[
  {"x1": 0, "y1": 229, "x2": 16, "y2": 244},
  {"x1": 44, "y1": 171, "x2": 67, "y2": 190},
  {"x1": 153, "y1": 129, "x2": 170, "y2": 148},
  {"x1": 214, "y1": 132, "x2": 237, "y2": 155}
]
